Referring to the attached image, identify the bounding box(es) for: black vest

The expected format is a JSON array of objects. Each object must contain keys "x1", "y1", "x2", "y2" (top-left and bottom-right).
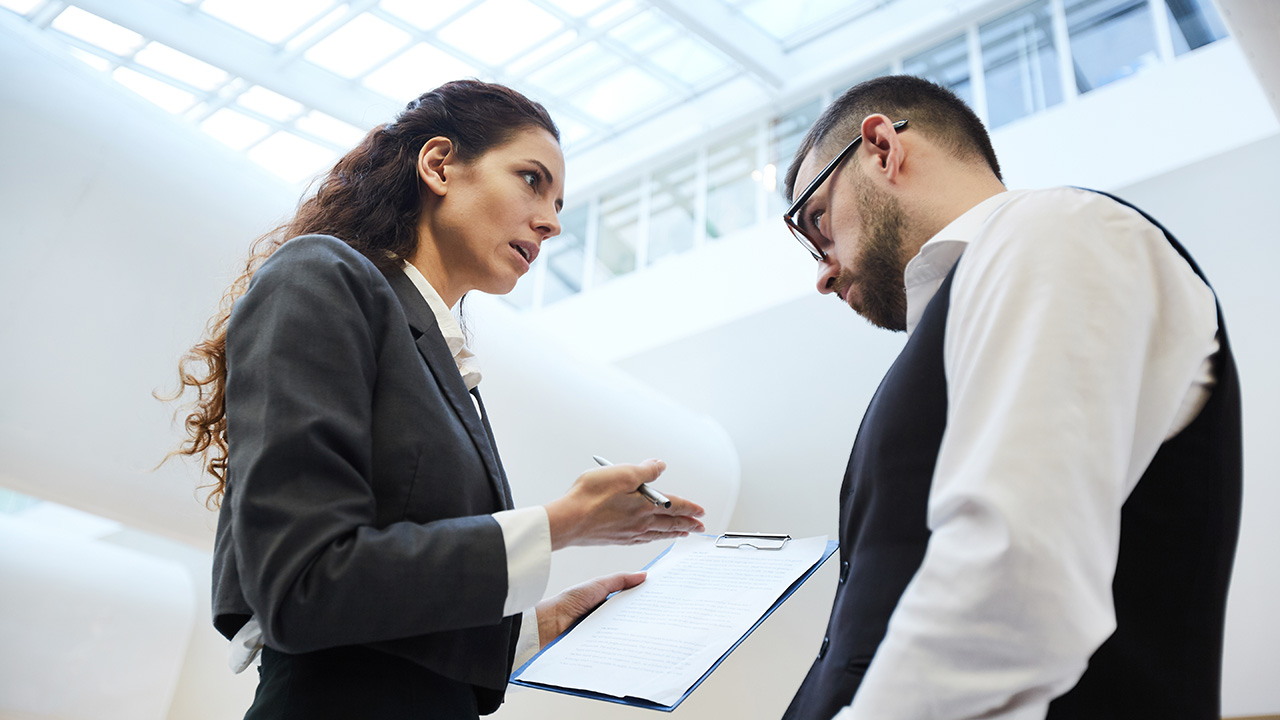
[{"x1": 783, "y1": 193, "x2": 1242, "y2": 720}]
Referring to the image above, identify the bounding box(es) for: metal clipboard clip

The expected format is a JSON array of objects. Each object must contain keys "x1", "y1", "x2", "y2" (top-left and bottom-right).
[{"x1": 715, "y1": 532, "x2": 791, "y2": 550}]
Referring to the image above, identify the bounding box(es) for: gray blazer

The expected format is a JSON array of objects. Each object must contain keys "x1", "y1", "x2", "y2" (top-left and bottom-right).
[{"x1": 211, "y1": 234, "x2": 520, "y2": 701}]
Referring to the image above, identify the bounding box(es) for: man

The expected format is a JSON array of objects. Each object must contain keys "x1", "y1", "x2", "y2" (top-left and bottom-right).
[{"x1": 781, "y1": 75, "x2": 1241, "y2": 720}]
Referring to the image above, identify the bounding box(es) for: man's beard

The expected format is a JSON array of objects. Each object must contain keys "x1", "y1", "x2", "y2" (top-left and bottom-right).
[{"x1": 834, "y1": 175, "x2": 909, "y2": 332}]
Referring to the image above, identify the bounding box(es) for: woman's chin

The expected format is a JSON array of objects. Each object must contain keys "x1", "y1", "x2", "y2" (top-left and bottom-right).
[{"x1": 478, "y1": 274, "x2": 523, "y2": 297}]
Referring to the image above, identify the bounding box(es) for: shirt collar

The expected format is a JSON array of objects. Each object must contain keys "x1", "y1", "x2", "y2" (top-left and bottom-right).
[
  {"x1": 401, "y1": 261, "x2": 482, "y2": 390},
  {"x1": 902, "y1": 190, "x2": 1018, "y2": 336}
]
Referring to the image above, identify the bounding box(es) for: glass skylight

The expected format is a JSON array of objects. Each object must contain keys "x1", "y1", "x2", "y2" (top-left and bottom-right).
[
  {"x1": 505, "y1": 29, "x2": 580, "y2": 78},
  {"x1": 236, "y1": 86, "x2": 306, "y2": 122},
  {"x1": 587, "y1": 0, "x2": 638, "y2": 29},
  {"x1": 571, "y1": 66, "x2": 668, "y2": 125},
  {"x1": 199, "y1": 0, "x2": 336, "y2": 45},
  {"x1": 609, "y1": 9, "x2": 676, "y2": 55},
  {"x1": 649, "y1": 36, "x2": 729, "y2": 86},
  {"x1": 304, "y1": 12, "x2": 412, "y2": 79},
  {"x1": 112, "y1": 66, "x2": 198, "y2": 113},
  {"x1": 68, "y1": 46, "x2": 113, "y2": 72},
  {"x1": 5, "y1": 0, "x2": 898, "y2": 186},
  {"x1": 552, "y1": 0, "x2": 615, "y2": 17},
  {"x1": 728, "y1": 0, "x2": 859, "y2": 41},
  {"x1": 436, "y1": 0, "x2": 564, "y2": 67},
  {"x1": 248, "y1": 131, "x2": 337, "y2": 184},
  {"x1": 134, "y1": 43, "x2": 230, "y2": 92},
  {"x1": 51, "y1": 6, "x2": 145, "y2": 56},
  {"x1": 202, "y1": 108, "x2": 272, "y2": 151},
  {"x1": 0, "y1": 0, "x2": 42, "y2": 15},
  {"x1": 378, "y1": 0, "x2": 475, "y2": 31},
  {"x1": 283, "y1": 5, "x2": 349, "y2": 52},
  {"x1": 555, "y1": 115, "x2": 595, "y2": 145},
  {"x1": 295, "y1": 111, "x2": 366, "y2": 147},
  {"x1": 526, "y1": 40, "x2": 621, "y2": 97},
  {"x1": 362, "y1": 42, "x2": 479, "y2": 103}
]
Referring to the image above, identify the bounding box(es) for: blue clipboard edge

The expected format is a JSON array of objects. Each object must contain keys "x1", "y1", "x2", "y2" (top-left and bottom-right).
[{"x1": 509, "y1": 537, "x2": 840, "y2": 712}]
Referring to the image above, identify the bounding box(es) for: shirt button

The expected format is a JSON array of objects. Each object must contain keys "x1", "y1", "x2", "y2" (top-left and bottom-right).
[
  {"x1": 818, "y1": 636, "x2": 829, "y2": 660},
  {"x1": 839, "y1": 561, "x2": 850, "y2": 584}
]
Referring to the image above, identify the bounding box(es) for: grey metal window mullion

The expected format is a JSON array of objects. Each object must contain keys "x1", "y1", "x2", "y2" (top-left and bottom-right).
[
  {"x1": 1050, "y1": 0, "x2": 1079, "y2": 102},
  {"x1": 636, "y1": 173, "x2": 651, "y2": 271},
  {"x1": 967, "y1": 22, "x2": 988, "y2": 126},
  {"x1": 1027, "y1": 10, "x2": 1049, "y2": 114},
  {"x1": 581, "y1": 196, "x2": 601, "y2": 292},
  {"x1": 755, "y1": 119, "x2": 769, "y2": 225},
  {"x1": 1150, "y1": 0, "x2": 1177, "y2": 62},
  {"x1": 693, "y1": 147, "x2": 708, "y2": 249}
]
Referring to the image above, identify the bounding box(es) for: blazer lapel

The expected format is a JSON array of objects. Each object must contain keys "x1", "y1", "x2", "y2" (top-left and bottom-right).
[
  {"x1": 383, "y1": 268, "x2": 507, "y2": 505},
  {"x1": 472, "y1": 388, "x2": 515, "y2": 508}
]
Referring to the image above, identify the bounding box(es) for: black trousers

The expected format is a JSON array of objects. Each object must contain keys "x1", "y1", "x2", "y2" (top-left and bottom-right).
[{"x1": 245, "y1": 646, "x2": 480, "y2": 720}]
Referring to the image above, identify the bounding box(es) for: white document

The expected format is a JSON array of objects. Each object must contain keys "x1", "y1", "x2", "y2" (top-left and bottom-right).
[{"x1": 515, "y1": 534, "x2": 829, "y2": 706}]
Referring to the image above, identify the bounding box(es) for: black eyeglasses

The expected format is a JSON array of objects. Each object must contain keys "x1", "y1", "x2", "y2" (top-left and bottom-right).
[{"x1": 783, "y1": 119, "x2": 909, "y2": 261}]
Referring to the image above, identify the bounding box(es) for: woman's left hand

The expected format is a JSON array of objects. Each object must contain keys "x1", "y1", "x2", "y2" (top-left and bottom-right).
[{"x1": 535, "y1": 571, "x2": 646, "y2": 649}]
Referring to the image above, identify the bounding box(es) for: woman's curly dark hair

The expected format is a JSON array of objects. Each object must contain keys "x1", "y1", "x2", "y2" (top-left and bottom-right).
[{"x1": 166, "y1": 80, "x2": 558, "y2": 507}]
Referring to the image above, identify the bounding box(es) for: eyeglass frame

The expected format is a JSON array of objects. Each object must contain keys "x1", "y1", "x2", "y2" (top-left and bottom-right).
[{"x1": 783, "y1": 119, "x2": 909, "y2": 261}]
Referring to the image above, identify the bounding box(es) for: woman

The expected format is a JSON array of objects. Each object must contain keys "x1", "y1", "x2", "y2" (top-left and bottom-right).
[{"x1": 171, "y1": 80, "x2": 705, "y2": 718}]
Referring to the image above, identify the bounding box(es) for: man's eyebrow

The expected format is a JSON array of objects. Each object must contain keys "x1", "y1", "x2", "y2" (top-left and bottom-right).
[
  {"x1": 528, "y1": 159, "x2": 563, "y2": 211},
  {"x1": 797, "y1": 197, "x2": 820, "y2": 232}
]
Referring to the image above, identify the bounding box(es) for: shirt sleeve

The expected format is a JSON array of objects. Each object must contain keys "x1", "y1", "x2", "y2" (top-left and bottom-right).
[
  {"x1": 493, "y1": 505, "x2": 552, "y2": 615},
  {"x1": 511, "y1": 608, "x2": 542, "y2": 672},
  {"x1": 837, "y1": 189, "x2": 1219, "y2": 719}
]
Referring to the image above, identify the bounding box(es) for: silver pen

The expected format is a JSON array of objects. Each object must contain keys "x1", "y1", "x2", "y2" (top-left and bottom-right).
[{"x1": 592, "y1": 455, "x2": 672, "y2": 508}]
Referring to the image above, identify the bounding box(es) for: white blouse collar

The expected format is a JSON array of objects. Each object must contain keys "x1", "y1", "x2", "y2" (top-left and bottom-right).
[{"x1": 400, "y1": 261, "x2": 482, "y2": 390}]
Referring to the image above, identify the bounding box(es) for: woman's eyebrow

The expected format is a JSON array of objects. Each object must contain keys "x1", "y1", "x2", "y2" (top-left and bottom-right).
[
  {"x1": 527, "y1": 159, "x2": 562, "y2": 210},
  {"x1": 526, "y1": 160, "x2": 554, "y2": 186}
]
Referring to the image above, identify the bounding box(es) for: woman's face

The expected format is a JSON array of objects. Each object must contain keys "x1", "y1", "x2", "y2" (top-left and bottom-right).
[{"x1": 425, "y1": 127, "x2": 565, "y2": 301}]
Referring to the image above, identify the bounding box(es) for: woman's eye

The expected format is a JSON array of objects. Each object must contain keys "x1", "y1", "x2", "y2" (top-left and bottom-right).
[{"x1": 522, "y1": 171, "x2": 540, "y2": 188}]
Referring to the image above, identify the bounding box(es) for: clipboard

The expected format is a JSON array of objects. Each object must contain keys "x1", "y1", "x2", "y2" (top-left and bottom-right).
[{"x1": 510, "y1": 533, "x2": 839, "y2": 712}]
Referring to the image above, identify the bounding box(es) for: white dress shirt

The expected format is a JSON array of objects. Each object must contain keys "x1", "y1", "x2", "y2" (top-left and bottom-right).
[
  {"x1": 834, "y1": 188, "x2": 1219, "y2": 719},
  {"x1": 228, "y1": 263, "x2": 551, "y2": 673}
]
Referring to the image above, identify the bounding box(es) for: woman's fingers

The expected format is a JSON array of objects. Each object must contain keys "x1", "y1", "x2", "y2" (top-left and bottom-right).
[
  {"x1": 654, "y1": 492, "x2": 705, "y2": 519},
  {"x1": 547, "y1": 460, "x2": 706, "y2": 548}
]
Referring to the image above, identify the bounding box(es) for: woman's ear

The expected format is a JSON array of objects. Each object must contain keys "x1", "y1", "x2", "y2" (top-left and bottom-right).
[{"x1": 417, "y1": 136, "x2": 454, "y2": 197}]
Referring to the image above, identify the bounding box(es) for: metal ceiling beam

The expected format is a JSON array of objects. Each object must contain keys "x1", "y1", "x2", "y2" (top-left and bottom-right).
[
  {"x1": 644, "y1": 0, "x2": 788, "y2": 89},
  {"x1": 63, "y1": 0, "x2": 400, "y2": 128}
]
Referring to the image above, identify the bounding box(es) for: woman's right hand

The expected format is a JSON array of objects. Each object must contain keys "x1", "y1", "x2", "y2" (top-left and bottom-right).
[{"x1": 543, "y1": 459, "x2": 705, "y2": 550}]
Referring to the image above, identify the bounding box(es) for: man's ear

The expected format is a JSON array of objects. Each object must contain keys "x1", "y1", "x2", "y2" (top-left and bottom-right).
[
  {"x1": 417, "y1": 136, "x2": 455, "y2": 197},
  {"x1": 859, "y1": 114, "x2": 905, "y2": 183}
]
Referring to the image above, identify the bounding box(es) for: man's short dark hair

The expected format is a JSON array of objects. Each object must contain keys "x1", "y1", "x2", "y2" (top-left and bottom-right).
[{"x1": 784, "y1": 75, "x2": 1002, "y2": 200}]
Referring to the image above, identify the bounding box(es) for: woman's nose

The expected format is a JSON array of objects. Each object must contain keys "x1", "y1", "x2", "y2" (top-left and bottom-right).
[{"x1": 535, "y1": 209, "x2": 561, "y2": 240}]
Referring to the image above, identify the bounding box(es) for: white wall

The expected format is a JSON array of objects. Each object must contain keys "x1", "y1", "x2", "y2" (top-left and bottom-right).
[{"x1": 0, "y1": 511, "x2": 194, "y2": 720}]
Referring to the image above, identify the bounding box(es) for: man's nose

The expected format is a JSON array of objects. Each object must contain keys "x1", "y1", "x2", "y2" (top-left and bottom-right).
[{"x1": 815, "y1": 256, "x2": 839, "y2": 295}]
